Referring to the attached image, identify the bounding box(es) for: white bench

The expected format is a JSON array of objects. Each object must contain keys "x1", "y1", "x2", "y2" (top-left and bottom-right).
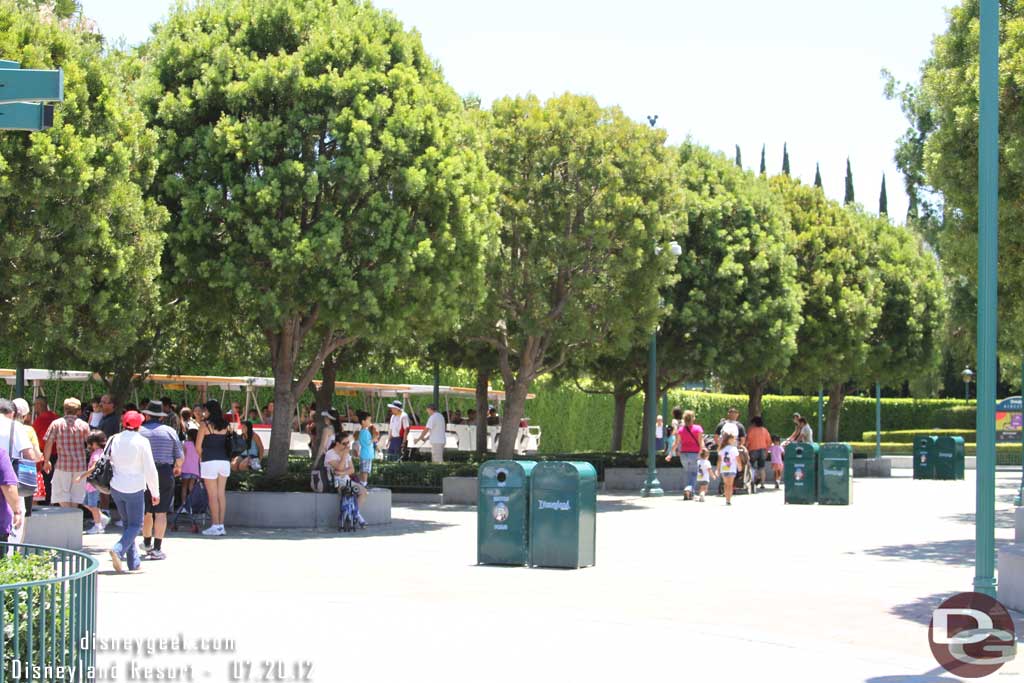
[{"x1": 224, "y1": 488, "x2": 391, "y2": 529}]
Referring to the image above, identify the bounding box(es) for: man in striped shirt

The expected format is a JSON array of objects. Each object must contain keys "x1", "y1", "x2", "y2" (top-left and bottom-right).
[{"x1": 138, "y1": 401, "x2": 183, "y2": 560}]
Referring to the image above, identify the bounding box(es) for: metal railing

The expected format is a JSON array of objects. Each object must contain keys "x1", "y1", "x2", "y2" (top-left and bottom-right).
[{"x1": 1, "y1": 542, "x2": 97, "y2": 683}]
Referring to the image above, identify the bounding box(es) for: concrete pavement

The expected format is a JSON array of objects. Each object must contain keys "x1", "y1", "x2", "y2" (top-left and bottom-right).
[{"x1": 81, "y1": 471, "x2": 1024, "y2": 683}]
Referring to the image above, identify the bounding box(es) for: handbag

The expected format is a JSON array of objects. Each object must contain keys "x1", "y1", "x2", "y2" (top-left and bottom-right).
[
  {"x1": 86, "y1": 437, "x2": 114, "y2": 495},
  {"x1": 225, "y1": 430, "x2": 246, "y2": 457}
]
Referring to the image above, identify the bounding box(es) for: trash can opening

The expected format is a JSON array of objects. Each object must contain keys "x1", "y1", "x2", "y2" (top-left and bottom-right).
[{"x1": 497, "y1": 471, "x2": 507, "y2": 484}]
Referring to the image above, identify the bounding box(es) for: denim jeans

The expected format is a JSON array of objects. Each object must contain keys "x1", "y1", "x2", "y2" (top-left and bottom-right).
[
  {"x1": 111, "y1": 488, "x2": 145, "y2": 570},
  {"x1": 682, "y1": 453, "x2": 699, "y2": 490}
]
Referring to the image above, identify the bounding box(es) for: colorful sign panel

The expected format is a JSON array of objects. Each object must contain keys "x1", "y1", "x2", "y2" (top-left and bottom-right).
[{"x1": 995, "y1": 396, "x2": 1022, "y2": 443}]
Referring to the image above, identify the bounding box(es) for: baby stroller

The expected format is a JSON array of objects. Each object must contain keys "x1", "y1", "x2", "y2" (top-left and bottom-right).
[
  {"x1": 171, "y1": 479, "x2": 210, "y2": 533},
  {"x1": 337, "y1": 481, "x2": 365, "y2": 532}
]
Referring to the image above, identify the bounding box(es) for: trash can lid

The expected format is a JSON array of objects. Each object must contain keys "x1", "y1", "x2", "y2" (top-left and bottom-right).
[
  {"x1": 478, "y1": 460, "x2": 537, "y2": 487},
  {"x1": 531, "y1": 460, "x2": 598, "y2": 485}
]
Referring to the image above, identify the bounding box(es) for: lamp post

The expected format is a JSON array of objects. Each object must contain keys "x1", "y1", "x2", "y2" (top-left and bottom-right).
[
  {"x1": 961, "y1": 367, "x2": 975, "y2": 402},
  {"x1": 642, "y1": 239, "x2": 682, "y2": 498},
  {"x1": 974, "y1": 0, "x2": 998, "y2": 598}
]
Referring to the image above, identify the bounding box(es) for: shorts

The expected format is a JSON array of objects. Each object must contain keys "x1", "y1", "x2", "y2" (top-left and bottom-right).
[
  {"x1": 145, "y1": 464, "x2": 175, "y2": 513},
  {"x1": 749, "y1": 449, "x2": 767, "y2": 469},
  {"x1": 51, "y1": 469, "x2": 86, "y2": 505},
  {"x1": 430, "y1": 444, "x2": 445, "y2": 464},
  {"x1": 359, "y1": 458, "x2": 373, "y2": 475},
  {"x1": 655, "y1": 437, "x2": 665, "y2": 451},
  {"x1": 721, "y1": 472, "x2": 736, "y2": 479},
  {"x1": 180, "y1": 473, "x2": 199, "y2": 480},
  {"x1": 200, "y1": 459, "x2": 231, "y2": 480},
  {"x1": 83, "y1": 490, "x2": 100, "y2": 508}
]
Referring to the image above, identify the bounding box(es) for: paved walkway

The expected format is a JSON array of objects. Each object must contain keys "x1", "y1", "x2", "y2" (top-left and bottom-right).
[{"x1": 81, "y1": 471, "x2": 1024, "y2": 683}]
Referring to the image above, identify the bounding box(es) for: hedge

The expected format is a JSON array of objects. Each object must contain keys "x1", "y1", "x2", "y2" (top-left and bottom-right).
[{"x1": 859, "y1": 429, "x2": 977, "y2": 443}]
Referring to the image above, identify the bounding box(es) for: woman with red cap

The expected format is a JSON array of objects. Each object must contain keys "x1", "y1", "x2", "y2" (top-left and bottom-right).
[{"x1": 107, "y1": 411, "x2": 159, "y2": 572}]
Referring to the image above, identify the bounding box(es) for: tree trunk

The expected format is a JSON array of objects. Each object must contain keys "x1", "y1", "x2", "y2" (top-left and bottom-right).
[
  {"x1": 497, "y1": 380, "x2": 530, "y2": 459},
  {"x1": 639, "y1": 389, "x2": 652, "y2": 456},
  {"x1": 611, "y1": 386, "x2": 630, "y2": 452},
  {"x1": 107, "y1": 367, "x2": 136, "y2": 411},
  {"x1": 315, "y1": 351, "x2": 338, "y2": 412},
  {"x1": 475, "y1": 366, "x2": 490, "y2": 456},
  {"x1": 267, "y1": 358, "x2": 298, "y2": 479},
  {"x1": 747, "y1": 380, "x2": 766, "y2": 421},
  {"x1": 825, "y1": 382, "x2": 845, "y2": 442}
]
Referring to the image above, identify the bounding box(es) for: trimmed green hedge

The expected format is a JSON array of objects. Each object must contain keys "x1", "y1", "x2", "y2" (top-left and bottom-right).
[{"x1": 859, "y1": 429, "x2": 977, "y2": 443}]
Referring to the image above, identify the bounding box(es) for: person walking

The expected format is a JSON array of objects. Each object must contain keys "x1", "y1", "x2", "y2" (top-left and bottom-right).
[
  {"x1": 667, "y1": 409, "x2": 705, "y2": 500},
  {"x1": 196, "y1": 400, "x2": 232, "y2": 536},
  {"x1": 0, "y1": 400, "x2": 33, "y2": 543},
  {"x1": 11, "y1": 398, "x2": 43, "y2": 520},
  {"x1": 107, "y1": 411, "x2": 159, "y2": 573},
  {"x1": 718, "y1": 433, "x2": 740, "y2": 505},
  {"x1": 714, "y1": 407, "x2": 747, "y2": 449},
  {"x1": 416, "y1": 404, "x2": 447, "y2": 464},
  {"x1": 43, "y1": 398, "x2": 91, "y2": 510},
  {"x1": 32, "y1": 398, "x2": 58, "y2": 504},
  {"x1": 746, "y1": 416, "x2": 772, "y2": 492},
  {"x1": 386, "y1": 401, "x2": 409, "y2": 461},
  {"x1": 138, "y1": 401, "x2": 183, "y2": 560}
]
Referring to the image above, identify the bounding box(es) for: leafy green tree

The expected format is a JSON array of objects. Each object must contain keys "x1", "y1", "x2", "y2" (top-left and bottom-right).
[
  {"x1": 844, "y1": 158, "x2": 855, "y2": 205},
  {"x1": 770, "y1": 176, "x2": 882, "y2": 440},
  {"x1": 142, "y1": 0, "x2": 496, "y2": 476},
  {"x1": 0, "y1": 2, "x2": 168, "y2": 406},
  {"x1": 879, "y1": 174, "x2": 889, "y2": 215},
  {"x1": 480, "y1": 94, "x2": 681, "y2": 458},
  {"x1": 887, "y1": 0, "x2": 1024, "y2": 367},
  {"x1": 814, "y1": 163, "x2": 823, "y2": 189},
  {"x1": 759, "y1": 144, "x2": 766, "y2": 175},
  {"x1": 782, "y1": 143, "x2": 791, "y2": 175}
]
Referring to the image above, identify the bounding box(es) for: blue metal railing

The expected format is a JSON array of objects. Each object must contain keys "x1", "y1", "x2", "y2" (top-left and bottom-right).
[{"x1": 1, "y1": 542, "x2": 97, "y2": 682}]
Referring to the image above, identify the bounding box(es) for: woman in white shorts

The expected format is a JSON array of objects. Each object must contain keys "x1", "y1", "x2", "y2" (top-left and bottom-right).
[
  {"x1": 196, "y1": 400, "x2": 232, "y2": 536},
  {"x1": 324, "y1": 434, "x2": 367, "y2": 510}
]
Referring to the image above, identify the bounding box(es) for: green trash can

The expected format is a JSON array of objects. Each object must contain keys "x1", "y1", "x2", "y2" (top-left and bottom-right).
[
  {"x1": 935, "y1": 436, "x2": 966, "y2": 480},
  {"x1": 817, "y1": 443, "x2": 852, "y2": 505},
  {"x1": 914, "y1": 436, "x2": 937, "y2": 480},
  {"x1": 478, "y1": 460, "x2": 536, "y2": 566},
  {"x1": 528, "y1": 461, "x2": 597, "y2": 569},
  {"x1": 784, "y1": 442, "x2": 819, "y2": 504}
]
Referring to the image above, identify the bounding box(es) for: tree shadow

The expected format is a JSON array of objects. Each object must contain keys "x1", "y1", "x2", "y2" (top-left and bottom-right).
[
  {"x1": 204, "y1": 518, "x2": 456, "y2": 540},
  {"x1": 860, "y1": 538, "x2": 1015, "y2": 567},
  {"x1": 864, "y1": 673, "x2": 966, "y2": 683},
  {"x1": 942, "y1": 509, "x2": 1018, "y2": 529},
  {"x1": 889, "y1": 591, "x2": 1024, "y2": 643},
  {"x1": 596, "y1": 497, "x2": 647, "y2": 513}
]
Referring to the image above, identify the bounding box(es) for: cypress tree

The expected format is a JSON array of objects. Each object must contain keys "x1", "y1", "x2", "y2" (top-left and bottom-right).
[
  {"x1": 735, "y1": 145, "x2": 742, "y2": 168},
  {"x1": 844, "y1": 158, "x2": 855, "y2": 205},
  {"x1": 879, "y1": 174, "x2": 889, "y2": 216},
  {"x1": 782, "y1": 143, "x2": 790, "y2": 175},
  {"x1": 814, "y1": 163, "x2": 822, "y2": 189},
  {"x1": 759, "y1": 144, "x2": 766, "y2": 175}
]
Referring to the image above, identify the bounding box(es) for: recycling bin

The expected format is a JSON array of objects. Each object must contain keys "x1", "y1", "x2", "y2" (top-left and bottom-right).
[
  {"x1": 784, "y1": 442, "x2": 819, "y2": 504},
  {"x1": 817, "y1": 443, "x2": 852, "y2": 505},
  {"x1": 528, "y1": 461, "x2": 597, "y2": 569},
  {"x1": 935, "y1": 436, "x2": 966, "y2": 480},
  {"x1": 478, "y1": 460, "x2": 536, "y2": 566},
  {"x1": 914, "y1": 436, "x2": 937, "y2": 480}
]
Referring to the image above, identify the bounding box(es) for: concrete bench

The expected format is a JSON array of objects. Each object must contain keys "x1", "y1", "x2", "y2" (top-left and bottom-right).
[
  {"x1": 998, "y1": 544, "x2": 1024, "y2": 612},
  {"x1": 853, "y1": 458, "x2": 892, "y2": 478},
  {"x1": 224, "y1": 489, "x2": 391, "y2": 529},
  {"x1": 20, "y1": 507, "x2": 82, "y2": 551},
  {"x1": 442, "y1": 477, "x2": 477, "y2": 505}
]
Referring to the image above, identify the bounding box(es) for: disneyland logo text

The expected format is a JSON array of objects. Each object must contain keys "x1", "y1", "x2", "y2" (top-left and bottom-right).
[{"x1": 537, "y1": 499, "x2": 571, "y2": 511}]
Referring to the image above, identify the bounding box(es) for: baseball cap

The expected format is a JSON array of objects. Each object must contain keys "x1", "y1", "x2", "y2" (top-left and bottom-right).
[{"x1": 122, "y1": 411, "x2": 144, "y2": 429}]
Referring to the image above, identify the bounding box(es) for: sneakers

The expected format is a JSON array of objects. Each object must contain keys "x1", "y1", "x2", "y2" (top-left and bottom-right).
[
  {"x1": 775, "y1": 482, "x2": 780, "y2": 489},
  {"x1": 147, "y1": 549, "x2": 166, "y2": 561},
  {"x1": 109, "y1": 548, "x2": 124, "y2": 573},
  {"x1": 99, "y1": 512, "x2": 111, "y2": 527},
  {"x1": 249, "y1": 458, "x2": 261, "y2": 472},
  {"x1": 113, "y1": 519, "x2": 124, "y2": 528},
  {"x1": 726, "y1": 500, "x2": 732, "y2": 506},
  {"x1": 699, "y1": 493, "x2": 705, "y2": 502},
  {"x1": 85, "y1": 524, "x2": 105, "y2": 535},
  {"x1": 139, "y1": 543, "x2": 152, "y2": 557},
  {"x1": 202, "y1": 524, "x2": 226, "y2": 536}
]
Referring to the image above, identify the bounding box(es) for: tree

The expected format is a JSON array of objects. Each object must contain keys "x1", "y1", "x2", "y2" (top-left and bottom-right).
[
  {"x1": 142, "y1": 0, "x2": 496, "y2": 477},
  {"x1": 879, "y1": 174, "x2": 889, "y2": 215},
  {"x1": 759, "y1": 144, "x2": 767, "y2": 175},
  {"x1": 734, "y1": 144, "x2": 742, "y2": 168},
  {"x1": 480, "y1": 94, "x2": 681, "y2": 458},
  {"x1": 888, "y1": 0, "x2": 1024, "y2": 362},
  {"x1": 0, "y1": 2, "x2": 168, "y2": 407},
  {"x1": 770, "y1": 176, "x2": 882, "y2": 440},
  {"x1": 844, "y1": 157, "x2": 855, "y2": 205},
  {"x1": 814, "y1": 163, "x2": 823, "y2": 189},
  {"x1": 782, "y1": 143, "x2": 791, "y2": 175}
]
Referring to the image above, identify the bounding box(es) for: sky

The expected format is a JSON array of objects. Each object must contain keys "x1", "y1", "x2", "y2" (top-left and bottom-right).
[{"x1": 79, "y1": 0, "x2": 954, "y2": 222}]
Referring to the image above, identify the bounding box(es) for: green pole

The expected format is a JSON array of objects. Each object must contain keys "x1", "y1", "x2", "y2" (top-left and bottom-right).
[
  {"x1": 875, "y1": 382, "x2": 881, "y2": 459},
  {"x1": 817, "y1": 386, "x2": 824, "y2": 442},
  {"x1": 432, "y1": 359, "x2": 440, "y2": 408},
  {"x1": 641, "y1": 331, "x2": 663, "y2": 497},
  {"x1": 974, "y1": 0, "x2": 998, "y2": 598},
  {"x1": 1018, "y1": 356, "x2": 1024, "y2": 507}
]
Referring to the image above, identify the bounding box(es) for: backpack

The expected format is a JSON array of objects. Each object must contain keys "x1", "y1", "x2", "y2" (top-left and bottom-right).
[
  {"x1": 309, "y1": 452, "x2": 337, "y2": 494},
  {"x1": 5, "y1": 421, "x2": 38, "y2": 497}
]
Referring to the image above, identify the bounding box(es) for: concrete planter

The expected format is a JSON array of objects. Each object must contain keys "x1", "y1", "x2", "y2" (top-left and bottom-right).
[
  {"x1": 604, "y1": 468, "x2": 686, "y2": 492},
  {"x1": 223, "y1": 489, "x2": 391, "y2": 529},
  {"x1": 852, "y1": 458, "x2": 892, "y2": 478},
  {"x1": 1016, "y1": 507, "x2": 1024, "y2": 544},
  {"x1": 442, "y1": 477, "x2": 477, "y2": 505},
  {"x1": 20, "y1": 507, "x2": 83, "y2": 551},
  {"x1": 998, "y1": 544, "x2": 1024, "y2": 612}
]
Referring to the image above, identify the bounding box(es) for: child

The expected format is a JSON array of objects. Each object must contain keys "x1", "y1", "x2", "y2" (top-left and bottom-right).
[
  {"x1": 769, "y1": 434, "x2": 785, "y2": 490},
  {"x1": 180, "y1": 428, "x2": 202, "y2": 504},
  {"x1": 655, "y1": 415, "x2": 665, "y2": 453},
  {"x1": 356, "y1": 411, "x2": 376, "y2": 486},
  {"x1": 696, "y1": 449, "x2": 716, "y2": 502},
  {"x1": 718, "y1": 433, "x2": 739, "y2": 505},
  {"x1": 76, "y1": 430, "x2": 111, "y2": 534}
]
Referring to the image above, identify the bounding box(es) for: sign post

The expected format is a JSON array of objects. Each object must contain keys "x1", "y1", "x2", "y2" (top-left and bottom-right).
[{"x1": 0, "y1": 60, "x2": 63, "y2": 132}]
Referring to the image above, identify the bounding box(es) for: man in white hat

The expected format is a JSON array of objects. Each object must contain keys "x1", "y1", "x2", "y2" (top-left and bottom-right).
[
  {"x1": 386, "y1": 401, "x2": 409, "y2": 461},
  {"x1": 138, "y1": 401, "x2": 182, "y2": 560}
]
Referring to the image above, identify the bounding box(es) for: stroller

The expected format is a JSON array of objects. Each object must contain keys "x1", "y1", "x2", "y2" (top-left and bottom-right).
[
  {"x1": 171, "y1": 479, "x2": 210, "y2": 533},
  {"x1": 337, "y1": 481, "x2": 365, "y2": 532}
]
